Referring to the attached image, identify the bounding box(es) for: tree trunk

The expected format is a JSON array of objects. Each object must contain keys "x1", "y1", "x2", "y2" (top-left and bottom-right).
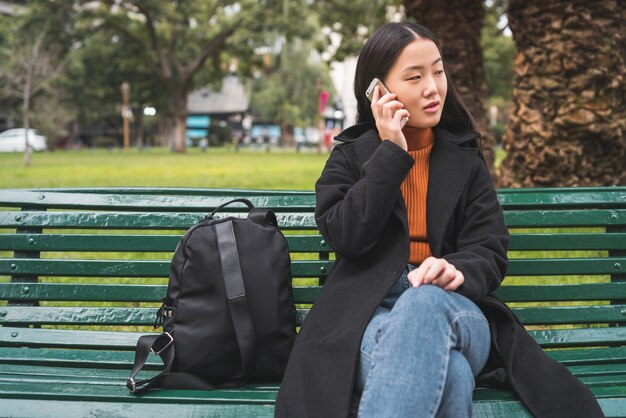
[
  {"x1": 158, "y1": 116, "x2": 175, "y2": 148},
  {"x1": 404, "y1": 0, "x2": 497, "y2": 177},
  {"x1": 173, "y1": 114, "x2": 187, "y2": 153},
  {"x1": 280, "y1": 122, "x2": 294, "y2": 148},
  {"x1": 499, "y1": 0, "x2": 625, "y2": 187},
  {"x1": 170, "y1": 91, "x2": 189, "y2": 153}
]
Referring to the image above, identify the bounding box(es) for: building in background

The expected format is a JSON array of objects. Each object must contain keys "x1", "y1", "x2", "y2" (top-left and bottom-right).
[{"x1": 186, "y1": 75, "x2": 251, "y2": 146}]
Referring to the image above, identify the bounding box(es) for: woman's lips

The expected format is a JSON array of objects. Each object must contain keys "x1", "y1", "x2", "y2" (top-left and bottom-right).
[{"x1": 423, "y1": 101, "x2": 440, "y2": 113}]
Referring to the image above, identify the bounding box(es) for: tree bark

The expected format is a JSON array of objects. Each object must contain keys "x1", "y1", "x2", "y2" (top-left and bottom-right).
[
  {"x1": 404, "y1": 0, "x2": 497, "y2": 177},
  {"x1": 500, "y1": 0, "x2": 626, "y2": 187}
]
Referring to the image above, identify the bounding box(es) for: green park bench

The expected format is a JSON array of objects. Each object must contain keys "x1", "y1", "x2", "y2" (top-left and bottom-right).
[{"x1": 1, "y1": 186, "x2": 625, "y2": 417}]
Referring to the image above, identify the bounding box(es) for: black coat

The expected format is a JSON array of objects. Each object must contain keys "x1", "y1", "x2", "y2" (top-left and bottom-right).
[{"x1": 275, "y1": 122, "x2": 603, "y2": 418}]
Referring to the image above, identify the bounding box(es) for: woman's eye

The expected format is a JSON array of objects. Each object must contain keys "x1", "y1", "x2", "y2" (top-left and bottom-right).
[
  {"x1": 435, "y1": 70, "x2": 445, "y2": 75},
  {"x1": 408, "y1": 75, "x2": 421, "y2": 81}
]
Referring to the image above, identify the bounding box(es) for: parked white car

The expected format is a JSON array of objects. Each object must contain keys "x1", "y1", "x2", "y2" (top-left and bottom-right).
[{"x1": 0, "y1": 128, "x2": 48, "y2": 152}]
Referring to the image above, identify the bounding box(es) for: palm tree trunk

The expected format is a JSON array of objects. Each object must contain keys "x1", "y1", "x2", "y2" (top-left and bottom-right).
[
  {"x1": 499, "y1": 0, "x2": 625, "y2": 187},
  {"x1": 404, "y1": 0, "x2": 497, "y2": 176}
]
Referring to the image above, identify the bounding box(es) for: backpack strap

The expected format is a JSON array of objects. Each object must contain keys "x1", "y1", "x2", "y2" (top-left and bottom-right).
[
  {"x1": 215, "y1": 220, "x2": 259, "y2": 380},
  {"x1": 127, "y1": 332, "x2": 246, "y2": 393},
  {"x1": 248, "y1": 208, "x2": 278, "y2": 228},
  {"x1": 206, "y1": 198, "x2": 254, "y2": 220}
]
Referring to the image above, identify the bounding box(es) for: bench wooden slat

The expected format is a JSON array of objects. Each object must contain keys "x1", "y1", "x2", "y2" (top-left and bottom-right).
[
  {"x1": 496, "y1": 188, "x2": 626, "y2": 209},
  {"x1": 2, "y1": 232, "x2": 625, "y2": 252},
  {"x1": 0, "y1": 398, "x2": 276, "y2": 418},
  {"x1": 5, "y1": 360, "x2": 626, "y2": 384},
  {"x1": 0, "y1": 190, "x2": 318, "y2": 211},
  {"x1": 0, "y1": 380, "x2": 279, "y2": 402},
  {"x1": 3, "y1": 209, "x2": 626, "y2": 230},
  {"x1": 530, "y1": 327, "x2": 626, "y2": 347},
  {"x1": 505, "y1": 257, "x2": 626, "y2": 275},
  {"x1": 496, "y1": 283, "x2": 626, "y2": 302},
  {"x1": 3, "y1": 282, "x2": 626, "y2": 304},
  {"x1": 5, "y1": 187, "x2": 624, "y2": 210},
  {"x1": 32, "y1": 187, "x2": 314, "y2": 196},
  {"x1": 0, "y1": 283, "x2": 320, "y2": 304},
  {"x1": 3, "y1": 305, "x2": 626, "y2": 326},
  {"x1": 3, "y1": 257, "x2": 624, "y2": 278},
  {"x1": 3, "y1": 326, "x2": 626, "y2": 350},
  {"x1": 0, "y1": 307, "x2": 303, "y2": 326},
  {"x1": 0, "y1": 211, "x2": 318, "y2": 229},
  {"x1": 0, "y1": 347, "x2": 162, "y2": 369},
  {"x1": 1, "y1": 258, "x2": 333, "y2": 278},
  {"x1": 3, "y1": 346, "x2": 626, "y2": 372},
  {"x1": 504, "y1": 209, "x2": 626, "y2": 227},
  {"x1": 548, "y1": 346, "x2": 626, "y2": 365},
  {"x1": 0, "y1": 234, "x2": 329, "y2": 253},
  {"x1": 508, "y1": 233, "x2": 626, "y2": 250}
]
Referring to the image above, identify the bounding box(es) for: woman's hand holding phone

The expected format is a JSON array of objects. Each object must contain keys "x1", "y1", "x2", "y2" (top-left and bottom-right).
[{"x1": 370, "y1": 84, "x2": 410, "y2": 152}]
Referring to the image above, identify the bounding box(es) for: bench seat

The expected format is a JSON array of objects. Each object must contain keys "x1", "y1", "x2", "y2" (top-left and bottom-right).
[{"x1": 1, "y1": 187, "x2": 625, "y2": 417}]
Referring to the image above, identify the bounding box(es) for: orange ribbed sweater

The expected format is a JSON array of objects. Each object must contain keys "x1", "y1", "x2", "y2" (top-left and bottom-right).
[{"x1": 400, "y1": 126, "x2": 434, "y2": 264}]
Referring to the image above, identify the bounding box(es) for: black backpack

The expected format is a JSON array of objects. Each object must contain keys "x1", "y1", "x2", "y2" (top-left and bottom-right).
[{"x1": 127, "y1": 198, "x2": 296, "y2": 393}]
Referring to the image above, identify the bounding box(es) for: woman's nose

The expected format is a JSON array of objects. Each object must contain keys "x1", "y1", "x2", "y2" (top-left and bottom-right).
[{"x1": 423, "y1": 76, "x2": 438, "y2": 97}]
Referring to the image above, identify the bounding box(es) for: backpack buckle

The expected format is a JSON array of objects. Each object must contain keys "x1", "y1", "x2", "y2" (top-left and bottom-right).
[
  {"x1": 151, "y1": 332, "x2": 174, "y2": 355},
  {"x1": 127, "y1": 377, "x2": 136, "y2": 392}
]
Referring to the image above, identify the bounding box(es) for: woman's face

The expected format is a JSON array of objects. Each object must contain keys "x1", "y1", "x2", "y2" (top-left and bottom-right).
[{"x1": 383, "y1": 37, "x2": 448, "y2": 129}]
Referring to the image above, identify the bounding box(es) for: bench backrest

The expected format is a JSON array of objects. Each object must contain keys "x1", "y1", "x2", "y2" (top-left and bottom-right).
[{"x1": 1, "y1": 187, "x2": 625, "y2": 353}]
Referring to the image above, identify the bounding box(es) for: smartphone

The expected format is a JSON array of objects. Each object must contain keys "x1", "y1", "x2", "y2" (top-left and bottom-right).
[{"x1": 366, "y1": 78, "x2": 391, "y2": 102}]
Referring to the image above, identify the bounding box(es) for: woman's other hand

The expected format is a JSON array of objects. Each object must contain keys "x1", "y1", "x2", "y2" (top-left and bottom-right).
[
  {"x1": 371, "y1": 86, "x2": 410, "y2": 151},
  {"x1": 407, "y1": 256, "x2": 465, "y2": 291}
]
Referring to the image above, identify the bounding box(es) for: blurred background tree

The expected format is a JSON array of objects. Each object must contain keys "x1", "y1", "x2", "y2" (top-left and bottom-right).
[
  {"x1": 250, "y1": 39, "x2": 334, "y2": 147},
  {"x1": 0, "y1": 4, "x2": 68, "y2": 165},
  {"x1": 73, "y1": 0, "x2": 314, "y2": 152}
]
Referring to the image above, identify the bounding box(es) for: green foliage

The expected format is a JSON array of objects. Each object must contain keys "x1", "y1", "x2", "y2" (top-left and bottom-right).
[
  {"x1": 0, "y1": 5, "x2": 70, "y2": 143},
  {"x1": 61, "y1": 31, "x2": 164, "y2": 125},
  {"x1": 250, "y1": 40, "x2": 334, "y2": 128},
  {"x1": 312, "y1": 0, "x2": 401, "y2": 61},
  {"x1": 482, "y1": 0, "x2": 516, "y2": 102}
]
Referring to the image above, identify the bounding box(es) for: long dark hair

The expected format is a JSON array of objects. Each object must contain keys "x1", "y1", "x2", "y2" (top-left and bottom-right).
[{"x1": 354, "y1": 22, "x2": 480, "y2": 138}]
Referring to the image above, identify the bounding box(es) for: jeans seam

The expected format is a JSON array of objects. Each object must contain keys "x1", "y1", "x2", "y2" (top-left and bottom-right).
[
  {"x1": 360, "y1": 348, "x2": 374, "y2": 362},
  {"x1": 450, "y1": 312, "x2": 488, "y2": 326},
  {"x1": 428, "y1": 322, "x2": 455, "y2": 418}
]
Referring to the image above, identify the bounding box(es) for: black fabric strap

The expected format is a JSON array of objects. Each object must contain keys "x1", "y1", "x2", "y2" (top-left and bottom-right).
[
  {"x1": 127, "y1": 333, "x2": 175, "y2": 393},
  {"x1": 215, "y1": 220, "x2": 258, "y2": 379},
  {"x1": 207, "y1": 198, "x2": 254, "y2": 220},
  {"x1": 248, "y1": 208, "x2": 278, "y2": 228},
  {"x1": 127, "y1": 333, "x2": 247, "y2": 393}
]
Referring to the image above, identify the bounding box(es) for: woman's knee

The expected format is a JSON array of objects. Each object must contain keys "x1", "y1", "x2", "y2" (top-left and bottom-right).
[{"x1": 393, "y1": 284, "x2": 453, "y2": 317}]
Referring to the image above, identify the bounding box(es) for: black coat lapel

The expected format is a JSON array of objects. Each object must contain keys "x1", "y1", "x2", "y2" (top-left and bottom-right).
[
  {"x1": 426, "y1": 138, "x2": 477, "y2": 256},
  {"x1": 338, "y1": 126, "x2": 479, "y2": 259}
]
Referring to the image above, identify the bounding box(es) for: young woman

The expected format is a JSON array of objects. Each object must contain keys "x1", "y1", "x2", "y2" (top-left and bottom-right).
[{"x1": 275, "y1": 22, "x2": 603, "y2": 418}]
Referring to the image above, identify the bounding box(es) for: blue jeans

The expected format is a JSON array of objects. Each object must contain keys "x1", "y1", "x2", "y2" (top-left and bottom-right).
[{"x1": 356, "y1": 264, "x2": 491, "y2": 418}]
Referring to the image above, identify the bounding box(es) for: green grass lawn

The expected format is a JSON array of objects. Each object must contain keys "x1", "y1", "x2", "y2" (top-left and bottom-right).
[{"x1": 0, "y1": 147, "x2": 330, "y2": 190}]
